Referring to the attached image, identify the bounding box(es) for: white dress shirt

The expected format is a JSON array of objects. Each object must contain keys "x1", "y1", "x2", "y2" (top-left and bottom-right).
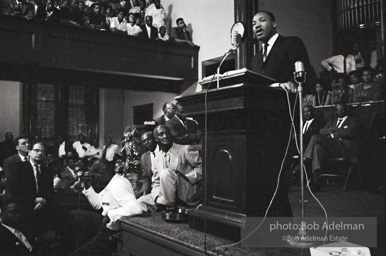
[{"x1": 83, "y1": 174, "x2": 142, "y2": 230}]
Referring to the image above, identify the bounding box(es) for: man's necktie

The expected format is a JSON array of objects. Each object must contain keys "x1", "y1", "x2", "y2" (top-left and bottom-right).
[
  {"x1": 336, "y1": 118, "x2": 343, "y2": 128},
  {"x1": 14, "y1": 230, "x2": 33, "y2": 252},
  {"x1": 303, "y1": 121, "x2": 309, "y2": 134},
  {"x1": 263, "y1": 43, "x2": 269, "y2": 62},
  {"x1": 163, "y1": 153, "x2": 170, "y2": 169},
  {"x1": 343, "y1": 56, "x2": 347, "y2": 74},
  {"x1": 34, "y1": 164, "x2": 41, "y2": 193}
]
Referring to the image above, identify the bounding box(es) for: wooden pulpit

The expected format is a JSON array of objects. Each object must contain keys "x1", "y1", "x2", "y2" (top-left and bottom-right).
[{"x1": 176, "y1": 68, "x2": 294, "y2": 241}]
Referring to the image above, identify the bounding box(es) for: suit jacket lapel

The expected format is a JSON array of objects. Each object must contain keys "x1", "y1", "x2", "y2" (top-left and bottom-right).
[
  {"x1": 169, "y1": 146, "x2": 180, "y2": 171},
  {"x1": 264, "y1": 35, "x2": 283, "y2": 65}
]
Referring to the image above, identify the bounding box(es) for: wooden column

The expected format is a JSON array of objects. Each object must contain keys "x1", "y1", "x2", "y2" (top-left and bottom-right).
[{"x1": 234, "y1": 0, "x2": 258, "y2": 70}]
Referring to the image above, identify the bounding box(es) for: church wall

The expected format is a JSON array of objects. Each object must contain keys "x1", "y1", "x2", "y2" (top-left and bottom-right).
[{"x1": 0, "y1": 81, "x2": 21, "y2": 139}]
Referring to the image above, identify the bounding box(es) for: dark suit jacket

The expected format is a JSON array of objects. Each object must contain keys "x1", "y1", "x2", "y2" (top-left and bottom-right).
[
  {"x1": 140, "y1": 24, "x2": 158, "y2": 39},
  {"x1": 0, "y1": 224, "x2": 33, "y2": 256},
  {"x1": 139, "y1": 151, "x2": 153, "y2": 194},
  {"x1": 319, "y1": 116, "x2": 359, "y2": 162},
  {"x1": 3, "y1": 155, "x2": 54, "y2": 213},
  {"x1": 251, "y1": 35, "x2": 316, "y2": 91},
  {"x1": 303, "y1": 118, "x2": 324, "y2": 147},
  {"x1": 166, "y1": 116, "x2": 201, "y2": 145},
  {"x1": 154, "y1": 115, "x2": 167, "y2": 125}
]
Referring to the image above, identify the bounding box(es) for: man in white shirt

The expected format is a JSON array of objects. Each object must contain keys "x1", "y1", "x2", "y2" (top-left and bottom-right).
[
  {"x1": 69, "y1": 159, "x2": 142, "y2": 256},
  {"x1": 321, "y1": 46, "x2": 356, "y2": 75},
  {"x1": 85, "y1": 138, "x2": 102, "y2": 160},
  {"x1": 110, "y1": 8, "x2": 127, "y2": 33},
  {"x1": 146, "y1": 0, "x2": 165, "y2": 29},
  {"x1": 102, "y1": 137, "x2": 119, "y2": 162},
  {"x1": 72, "y1": 134, "x2": 91, "y2": 159}
]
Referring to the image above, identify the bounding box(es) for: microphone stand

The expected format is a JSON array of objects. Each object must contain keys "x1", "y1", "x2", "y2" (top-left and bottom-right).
[
  {"x1": 216, "y1": 48, "x2": 236, "y2": 89},
  {"x1": 287, "y1": 71, "x2": 314, "y2": 248}
]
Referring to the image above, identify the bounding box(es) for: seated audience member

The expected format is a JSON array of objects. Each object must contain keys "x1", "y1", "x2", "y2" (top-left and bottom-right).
[
  {"x1": 138, "y1": 0, "x2": 146, "y2": 20},
  {"x1": 137, "y1": 131, "x2": 160, "y2": 197},
  {"x1": 166, "y1": 102, "x2": 201, "y2": 145},
  {"x1": 321, "y1": 45, "x2": 356, "y2": 75},
  {"x1": 140, "y1": 15, "x2": 158, "y2": 39},
  {"x1": 171, "y1": 17, "x2": 196, "y2": 46},
  {"x1": 0, "y1": 202, "x2": 35, "y2": 256},
  {"x1": 86, "y1": 2, "x2": 107, "y2": 30},
  {"x1": 312, "y1": 80, "x2": 331, "y2": 107},
  {"x1": 74, "y1": 0, "x2": 87, "y2": 25},
  {"x1": 58, "y1": 155, "x2": 79, "y2": 188},
  {"x1": 110, "y1": 8, "x2": 127, "y2": 33},
  {"x1": 154, "y1": 102, "x2": 175, "y2": 125},
  {"x1": 158, "y1": 25, "x2": 169, "y2": 41},
  {"x1": 69, "y1": 159, "x2": 142, "y2": 256},
  {"x1": 104, "y1": 4, "x2": 113, "y2": 28},
  {"x1": 146, "y1": 0, "x2": 165, "y2": 29},
  {"x1": 304, "y1": 102, "x2": 359, "y2": 192},
  {"x1": 102, "y1": 137, "x2": 119, "y2": 162},
  {"x1": 56, "y1": 135, "x2": 74, "y2": 161},
  {"x1": 126, "y1": 12, "x2": 142, "y2": 36},
  {"x1": 0, "y1": 132, "x2": 17, "y2": 168},
  {"x1": 330, "y1": 74, "x2": 349, "y2": 104},
  {"x1": 302, "y1": 105, "x2": 324, "y2": 147},
  {"x1": 4, "y1": 140, "x2": 54, "y2": 237},
  {"x1": 128, "y1": 0, "x2": 139, "y2": 13},
  {"x1": 352, "y1": 42, "x2": 365, "y2": 70},
  {"x1": 347, "y1": 70, "x2": 361, "y2": 102},
  {"x1": 85, "y1": 137, "x2": 102, "y2": 161},
  {"x1": 347, "y1": 70, "x2": 361, "y2": 90},
  {"x1": 36, "y1": 0, "x2": 60, "y2": 21},
  {"x1": 151, "y1": 125, "x2": 202, "y2": 211},
  {"x1": 351, "y1": 67, "x2": 383, "y2": 103},
  {"x1": 369, "y1": 40, "x2": 378, "y2": 69},
  {"x1": 72, "y1": 133, "x2": 91, "y2": 159},
  {"x1": 23, "y1": 5, "x2": 35, "y2": 20}
]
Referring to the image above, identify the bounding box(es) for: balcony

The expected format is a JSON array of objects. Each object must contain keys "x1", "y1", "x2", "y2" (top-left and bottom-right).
[{"x1": 0, "y1": 14, "x2": 199, "y2": 93}]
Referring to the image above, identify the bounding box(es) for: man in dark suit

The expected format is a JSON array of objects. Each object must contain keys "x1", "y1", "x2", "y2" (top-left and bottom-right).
[
  {"x1": 166, "y1": 114, "x2": 202, "y2": 145},
  {"x1": 154, "y1": 102, "x2": 175, "y2": 125},
  {"x1": 137, "y1": 131, "x2": 160, "y2": 211},
  {"x1": 250, "y1": 10, "x2": 316, "y2": 93},
  {"x1": 304, "y1": 102, "x2": 359, "y2": 192},
  {"x1": 302, "y1": 105, "x2": 324, "y2": 147},
  {"x1": 3, "y1": 138, "x2": 54, "y2": 237},
  {"x1": 0, "y1": 202, "x2": 34, "y2": 256},
  {"x1": 140, "y1": 15, "x2": 158, "y2": 39}
]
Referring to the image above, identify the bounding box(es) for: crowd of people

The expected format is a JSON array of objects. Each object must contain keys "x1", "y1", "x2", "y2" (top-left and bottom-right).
[
  {"x1": 0, "y1": 101, "x2": 202, "y2": 255},
  {"x1": 0, "y1": 0, "x2": 197, "y2": 45}
]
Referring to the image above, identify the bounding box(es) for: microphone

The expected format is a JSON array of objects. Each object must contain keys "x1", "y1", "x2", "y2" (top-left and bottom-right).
[
  {"x1": 231, "y1": 31, "x2": 241, "y2": 48},
  {"x1": 294, "y1": 61, "x2": 306, "y2": 83}
]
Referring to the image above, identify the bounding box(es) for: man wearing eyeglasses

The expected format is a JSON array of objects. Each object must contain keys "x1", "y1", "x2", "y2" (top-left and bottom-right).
[{"x1": 3, "y1": 139, "x2": 54, "y2": 237}]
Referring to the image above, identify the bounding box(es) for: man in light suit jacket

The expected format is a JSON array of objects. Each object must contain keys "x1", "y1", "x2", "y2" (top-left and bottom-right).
[
  {"x1": 250, "y1": 10, "x2": 316, "y2": 93},
  {"x1": 152, "y1": 125, "x2": 202, "y2": 211},
  {"x1": 137, "y1": 131, "x2": 160, "y2": 212},
  {"x1": 304, "y1": 102, "x2": 359, "y2": 192}
]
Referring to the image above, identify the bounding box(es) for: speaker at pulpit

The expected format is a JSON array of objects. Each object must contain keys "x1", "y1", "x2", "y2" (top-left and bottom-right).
[{"x1": 175, "y1": 69, "x2": 294, "y2": 241}]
